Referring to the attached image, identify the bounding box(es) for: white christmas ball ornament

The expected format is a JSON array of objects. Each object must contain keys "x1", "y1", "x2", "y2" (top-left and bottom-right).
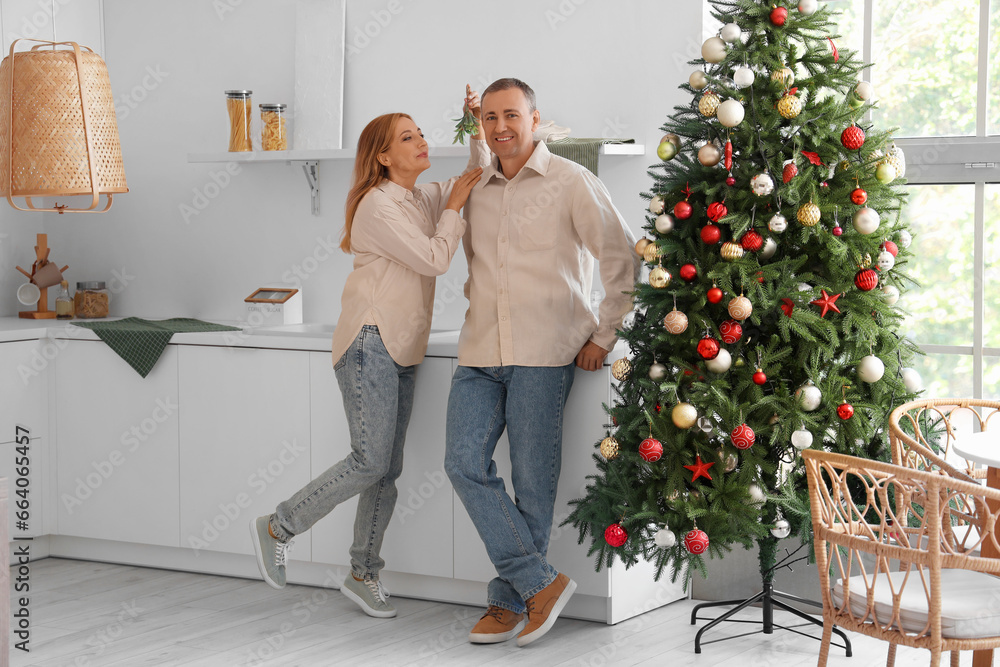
[
  {"x1": 648, "y1": 195, "x2": 665, "y2": 215},
  {"x1": 771, "y1": 519, "x2": 791, "y2": 539},
  {"x1": 706, "y1": 348, "x2": 732, "y2": 373},
  {"x1": 855, "y1": 81, "x2": 874, "y2": 101},
  {"x1": 717, "y1": 99, "x2": 745, "y2": 128},
  {"x1": 733, "y1": 66, "x2": 755, "y2": 88},
  {"x1": 796, "y1": 382, "x2": 822, "y2": 412},
  {"x1": 791, "y1": 426, "x2": 814, "y2": 450},
  {"x1": 649, "y1": 362, "x2": 668, "y2": 381},
  {"x1": 720, "y1": 22, "x2": 742, "y2": 43},
  {"x1": 853, "y1": 207, "x2": 881, "y2": 235},
  {"x1": 901, "y1": 367, "x2": 923, "y2": 393},
  {"x1": 654, "y1": 528, "x2": 677, "y2": 548},
  {"x1": 655, "y1": 214, "x2": 675, "y2": 234},
  {"x1": 798, "y1": 0, "x2": 818, "y2": 15},
  {"x1": 858, "y1": 355, "x2": 886, "y2": 383},
  {"x1": 768, "y1": 214, "x2": 788, "y2": 233},
  {"x1": 689, "y1": 71, "x2": 708, "y2": 91},
  {"x1": 702, "y1": 36, "x2": 727, "y2": 64},
  {"x1": 748, "y1": 484, "x2": 766, "y2": 505},
  {"x1": 751, "y1": 173, "x2": 775, "y2": 196},
  {"x1": 898, "y1": 230, "x2": 912, "y2": 248},
  {"x1": 882, "y1": 285, "x2": 900, "y2": 305},
  {"x1": 760, "y1": 237, "x2": 778, "y2": 260},
  {"x1": 877, "y1": 250, "x2": 895, "y2": 271}
]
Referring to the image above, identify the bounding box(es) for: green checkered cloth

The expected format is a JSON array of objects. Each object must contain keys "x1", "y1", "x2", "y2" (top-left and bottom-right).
[
  {"x1": 72, "y1": 317, "x2": 241, "y2": 378},
  {"x1": 545, "y1": 138, "x2": 635, "y2": 176}
]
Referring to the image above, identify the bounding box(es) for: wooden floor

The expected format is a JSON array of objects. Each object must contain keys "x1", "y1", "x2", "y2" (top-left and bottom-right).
[{"x1": 7, "y1": 558, "x2": 961, "y2": 666}]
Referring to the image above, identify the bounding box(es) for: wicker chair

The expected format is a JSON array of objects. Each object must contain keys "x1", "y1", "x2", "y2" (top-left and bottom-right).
[
  {"x1": 802, "y1": 449, "x2": 1000, "y2": 667},
  {"x1": 888, "y1": 398, "x2": 1000, "y2": 481}
]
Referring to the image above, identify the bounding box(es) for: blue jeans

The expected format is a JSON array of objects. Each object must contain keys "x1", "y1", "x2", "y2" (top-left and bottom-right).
[
  {"x1": 445, "y1": 364, "x2": 575, "y2": 614},
  {"x1": 271, "y1": 325, "x2": 415, "y2": 580}
]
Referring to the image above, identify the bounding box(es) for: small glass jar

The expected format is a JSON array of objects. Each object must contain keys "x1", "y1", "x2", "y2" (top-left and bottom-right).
[
  {"x1": 260, "y1": 103, "x2": 287, "y2": 151},
  {"x1": 74, "y1": 281, "x2": 110, "y2": 319},
  {"x1": 55, "y1": 280, "x2": 74, "y2": 319},
  {"x1": 225, "y1": 90, "x2": 253, "y2": 152}
]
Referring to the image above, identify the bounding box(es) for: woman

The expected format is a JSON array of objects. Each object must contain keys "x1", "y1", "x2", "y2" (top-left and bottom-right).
[{"x1": 251, "y1": 88, "x2": 487, "y2": 618}]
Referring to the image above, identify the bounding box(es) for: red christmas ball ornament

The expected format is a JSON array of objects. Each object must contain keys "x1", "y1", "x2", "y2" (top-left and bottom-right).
[
  {"x1": 719, "y1": 319, "x2": 743, "y2": 344},
  {"x1": 726, "y1": 175, "x2": 736, "y2": 186},
  {"x1": 707, "y1": 201, "x2": 728, "y2": 222},
  {"x1": 679, "y1": 263, "x2": 698, "y2": 282},
  {"x1": 782, "y1": 162, "x2": 798, "y2": 183},
  {"x1": 639, "y1": 437, "x2": 663, "y2": 462},
  {"x1": 740, "y1": 230, "x2": 764, "y2": 252},
  {"x1": 832, "y1": 225, "x2": 843, "y2": 236},
  {"x1": 753, "y1": 368, "x2": 767, "y2": 385},
  {"x1": 684, "y1": 528, "x2": 710, "y2": 554},
  {"x1": 882, "y1": 240, "x2": 899, "y2": 257},
  {"x1": 770, "y1": 6, "x2": 788, "y2": 25},
  {"x1": 851, "y1": 187, "x2": 868, "y2": 205},
  {"x1": 837, "y1": 402, "x2": 855, "y2": 420},
  {"x1": 731, "y1": 423, "x2": 755, "y2": 450},
  {"x1": 674, "y1": 200, "x2": 693, "y2": 220},
  {"x1": 604, "y1": 523, "x2": 628, "y2": 547},
  {"x1": 854, "y1": 268, "x2": 878, "y2": 291},
  {"x1": 701, "y1": 224, "x2": 721, "y2": 245},
  {"x1": 841, "y1": 125, "x2": 866, "y2": 150},
  {"x1": 697, "y1": 335, "x2": 721, "y2": 360},
  {"x1": 707, "y1": 286, "x2": 724, "y2": 304}
]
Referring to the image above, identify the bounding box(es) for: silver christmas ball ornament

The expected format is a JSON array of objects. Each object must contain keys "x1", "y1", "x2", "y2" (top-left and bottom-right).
[
  {"x1": 771, "y1": 519, "x2": 791, "y2": 539},
  {"x1": 720, "y1": 22, "x2": 742, "y2": 43},
  {"x1": 795, "y1": 381, "x2": 822, "y2": 411}
]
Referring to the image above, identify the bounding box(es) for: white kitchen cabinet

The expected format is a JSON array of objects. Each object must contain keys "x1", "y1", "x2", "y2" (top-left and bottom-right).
[
  {"x1": 177, "y1": 346, "x2": 312, "y2": 557},
  {"x1": 309, "y1": 353, "x2": 455, "y2": 579},
  {"x1": 0, "y1": 339, "x2": 48, "y2": 539},
  {"x1": 54, "y1": 340, "x2": 179, "y2": 546}
]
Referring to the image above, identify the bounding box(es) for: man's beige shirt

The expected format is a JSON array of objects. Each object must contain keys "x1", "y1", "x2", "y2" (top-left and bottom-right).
[
  {"x1": 459, "y1": 141, "x2": 638, "y2": 367},
  {"x1": 332, "y1": 139, "x2": 489, "y2": 367}
]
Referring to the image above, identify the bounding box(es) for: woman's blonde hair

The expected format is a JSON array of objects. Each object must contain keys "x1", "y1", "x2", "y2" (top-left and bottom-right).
[{"x1": 341, "y1": 112, "x2": 411, "y2": 253}]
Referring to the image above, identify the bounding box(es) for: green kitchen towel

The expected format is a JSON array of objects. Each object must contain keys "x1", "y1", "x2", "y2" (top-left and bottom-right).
[
  {"x1": 545, "y1": 138, "x2": 635, "y2": 176},
  {"x1": 72, "y1": 317, "x2": 241, "y2": 378}
]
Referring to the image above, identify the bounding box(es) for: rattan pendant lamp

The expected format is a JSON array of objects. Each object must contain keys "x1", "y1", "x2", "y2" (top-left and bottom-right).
[{"x1": 0, "y1": 39, "x2": 127, "y2": 213}]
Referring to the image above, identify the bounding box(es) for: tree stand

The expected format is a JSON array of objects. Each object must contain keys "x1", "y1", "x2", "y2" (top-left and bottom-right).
[{"x1": 689, "y1": 544, "x2": 853, "y2": 656}]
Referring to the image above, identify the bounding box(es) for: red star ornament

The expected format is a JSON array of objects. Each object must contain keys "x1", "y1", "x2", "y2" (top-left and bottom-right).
[
  {"x1": 684, "y1": 455, "x2": 715, "y2": 482},
  {"x1": 780, "y1": 298, "x2": 795, "y2": 318},
  {"x1": 810, "y1": 290, "x2": 842, "y2": 318}
]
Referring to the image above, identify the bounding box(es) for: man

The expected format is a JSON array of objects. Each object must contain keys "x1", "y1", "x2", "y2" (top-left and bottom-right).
[{"x1": 444, "y1": 78, "x2": 638, "y2": 647}]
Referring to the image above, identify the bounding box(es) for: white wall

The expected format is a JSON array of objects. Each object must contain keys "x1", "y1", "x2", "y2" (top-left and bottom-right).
[{"x1": 0, "y1": 0, "x2": 704, "y2": 328}]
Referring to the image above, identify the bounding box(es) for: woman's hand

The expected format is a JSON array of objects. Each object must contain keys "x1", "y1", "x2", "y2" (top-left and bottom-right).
[
  {"x1": 465, "y1": 85, "x2": 483, "y2": 140},
  {"x1": 445, "y1": 167, "x2": 483, "y2": 212}
]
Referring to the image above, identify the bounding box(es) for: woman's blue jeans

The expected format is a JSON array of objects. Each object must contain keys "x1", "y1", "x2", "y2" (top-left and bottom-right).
[
  {"x1": 271, "y1": 325, "x2": 414, "y2": 580},
  {"x1": 445, "y1": 363, "x2": 575, "y2": 614}
]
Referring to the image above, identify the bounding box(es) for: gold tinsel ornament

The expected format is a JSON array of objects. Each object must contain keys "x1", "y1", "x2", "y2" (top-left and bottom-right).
[
  {"x1": 698, "y1": 91, "x2": 721, "y2": 117},
  {"x1": 797, "y1": 202, "x2": 821, "y2": 226},
  {"x1": 599, "y1": 436, "x2": 619, "y2": 460},
  {"x1": 777, "y1": 93, "x2": 802, "y2": 119},
  {"x1": 611, "y1": 358, "x2": 632, "y2": 381}
]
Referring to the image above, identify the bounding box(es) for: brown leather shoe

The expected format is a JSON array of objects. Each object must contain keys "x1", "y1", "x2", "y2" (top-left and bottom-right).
[
  {"x1": 468, "y1": 605, "x2": 526, "y2": 644},
  {"x1": 517, "y1": 572, "x2": 577, "y2": 646}
]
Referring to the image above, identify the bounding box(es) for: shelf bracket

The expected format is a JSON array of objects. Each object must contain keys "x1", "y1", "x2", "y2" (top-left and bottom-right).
[{"x1": 301, "y1": 161, "x2": 320, "y2": 215}]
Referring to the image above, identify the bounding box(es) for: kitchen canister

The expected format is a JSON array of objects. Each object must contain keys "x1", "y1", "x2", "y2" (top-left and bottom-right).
[
  {"x1": 74, "y1": 281, "x2": 110, "y2": 318},
  {"x1": 225, "y1": 90, "x2": 253, "y2": 152},
  {"x1": 260, "y1": 103, "x2": 287, "y2": 151}
]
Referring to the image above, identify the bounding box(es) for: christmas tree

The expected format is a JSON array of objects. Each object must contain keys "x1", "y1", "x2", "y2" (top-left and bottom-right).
[{"x1": 567, "y1": 0, "x2": 921, "y2": 590}]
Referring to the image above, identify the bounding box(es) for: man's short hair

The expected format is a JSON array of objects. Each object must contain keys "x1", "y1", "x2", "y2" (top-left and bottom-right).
[{"x1": 482, "y1": 78, "x2": 536, "y2": 113}]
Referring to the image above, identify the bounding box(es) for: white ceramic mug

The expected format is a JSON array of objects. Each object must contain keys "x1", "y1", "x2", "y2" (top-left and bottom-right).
[{"x1": 17, "y1": 282, "x2": 40, "y2": 306}]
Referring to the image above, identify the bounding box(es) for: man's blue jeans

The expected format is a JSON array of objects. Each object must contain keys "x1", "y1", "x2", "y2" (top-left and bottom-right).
[
  {"x1": 445, "y1": 363, "x2": 575, "y2": 613},
  {"x1": 271, "y1": 325, "x2": 414, "y2": 580}
]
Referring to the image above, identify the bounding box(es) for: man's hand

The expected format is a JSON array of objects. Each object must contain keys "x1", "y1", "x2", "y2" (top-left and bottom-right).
[{"x1": 576, "y1": 341, "x2": 609, "y2": 371}]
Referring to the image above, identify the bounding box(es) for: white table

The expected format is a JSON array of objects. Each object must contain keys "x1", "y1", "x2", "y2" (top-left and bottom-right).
[{"x1": 951, "y1": 431, "x2": 999, "y2": 667}]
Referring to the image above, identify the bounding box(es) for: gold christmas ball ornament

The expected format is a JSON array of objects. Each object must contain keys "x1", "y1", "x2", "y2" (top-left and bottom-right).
[
  {"x1": 698, "y1": 91, "x2": 721, "y2": 118},
  {"x1": 720, "y1": 241, "x2": 744, "y2": 262},
  {"x1": 698, "y1": 142, "x2": 722, "y2": 166},
  {"x1": 643, "y1": 242, "x2": 662, "y2": 264},
  {"x1": 777, "y1": 93, "x2": 802, "y2": 119},
  {"x1": 771, "y1": 66, "x2": 795, "y2": 86},
  {"x1": 689, "y1": 70, "x2": 709, "y2": 91},
  {"x1": 672, "y1": 402, "x2": 698, "y2": 429},
  {"x1": 649, "y1": 266, "x2": 671, "y2": 288},
  {"x1": 599, "y1": 436, "x2": 620, "y2": 460},
  {"x1": 728, "y1": 295, "x2": 753, "y2": 320},
  {"x1": 663, "y1": 309, "x2": 689, "y2": 334},
  {"x1": 797, "y1": 202, "x2": 821, "y2": 226},
  {"x1": 611, "y1": 358, "x2": 632, "y2": 382},
  {"x1": 635, "y1": 237, "x2": 651, "y2": 257}
]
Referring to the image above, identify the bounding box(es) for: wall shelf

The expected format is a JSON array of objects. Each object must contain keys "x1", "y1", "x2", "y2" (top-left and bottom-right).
[{"x1": 186, "y1": 143, "x2": 646, "y2": 216}]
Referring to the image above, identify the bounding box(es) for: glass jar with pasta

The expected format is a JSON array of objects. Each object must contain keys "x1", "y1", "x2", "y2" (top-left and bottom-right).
[
  {"x1": 225, "y1": 90, "x2": 253, "y2": 152},
  {"x1": 260, "y1": 103, "x2": 288, "y2": 151},
  {"x1": 74, "y1": 281, "x2": 110, "y2": 319}
]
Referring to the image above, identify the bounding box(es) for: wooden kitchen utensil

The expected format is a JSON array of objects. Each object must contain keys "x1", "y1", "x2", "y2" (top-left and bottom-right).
[{"x1": 15, "y1": 233, "x2": 68, "y2": 319}]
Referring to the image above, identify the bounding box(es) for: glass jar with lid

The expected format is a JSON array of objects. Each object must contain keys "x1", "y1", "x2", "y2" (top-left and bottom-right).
[
  {"x1": 225, "y1": 90, "x2": 253, "y2": 152},
  {"x1": 74, "y1": 281, "x2": 110, "y2": 319},
  {"x1": 260, "y1": 103, "x2": 287, "y2": 151}
]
